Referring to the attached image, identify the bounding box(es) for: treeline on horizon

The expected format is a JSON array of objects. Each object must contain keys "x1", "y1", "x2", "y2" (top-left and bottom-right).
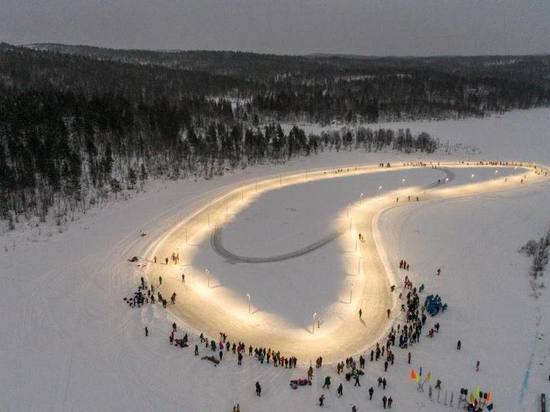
[{"x1": 0, "y1": 43, "x2": 548, "y2": 228}]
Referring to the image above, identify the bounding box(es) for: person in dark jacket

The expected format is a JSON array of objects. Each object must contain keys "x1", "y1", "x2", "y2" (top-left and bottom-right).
[{"x1": 255, "y1": 381, "x2": 261, "y2": 396}]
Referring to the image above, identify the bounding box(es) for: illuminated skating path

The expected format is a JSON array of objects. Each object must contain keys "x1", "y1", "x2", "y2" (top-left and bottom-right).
[{"x1": 144, "y1": 161, "x2": 548, "y2": 363}]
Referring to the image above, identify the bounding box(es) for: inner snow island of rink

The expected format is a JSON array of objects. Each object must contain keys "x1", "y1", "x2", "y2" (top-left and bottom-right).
[{"x1": 140, "y1": 161, "x2": 549, "y2": 362}]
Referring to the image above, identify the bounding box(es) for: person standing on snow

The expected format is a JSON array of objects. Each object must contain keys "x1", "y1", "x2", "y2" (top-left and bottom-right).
[
  {"x1": 368, "y1": 386, "x2": 374, "y2": 400},
  {"x1": 337, "y1": 383, "x2": 343, "y2": 397},
  {"x1": 255, "y1": 381, "x2": 261, "y2": 396}
]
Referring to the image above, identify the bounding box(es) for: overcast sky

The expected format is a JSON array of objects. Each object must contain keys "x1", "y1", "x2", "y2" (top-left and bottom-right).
[{"x1": 2, "y1": 0, "x2": 549, "y2": 56}]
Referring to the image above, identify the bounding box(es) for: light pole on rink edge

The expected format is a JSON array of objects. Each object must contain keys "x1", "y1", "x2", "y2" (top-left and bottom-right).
[
  {"x1": 246, "y1": 293, "x2": 251, "y2": 314},
  {"x1": 312, "y1": 312, "x2": 317, "y2": 334}
]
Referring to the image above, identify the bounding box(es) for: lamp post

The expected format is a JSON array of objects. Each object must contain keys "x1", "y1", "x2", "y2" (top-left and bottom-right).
[
  {"x1": 246, "y1": 293, "x2": 251, "y2": 314},
  {"x1": 312, "y1": 312, "x2": 317, "y2": 334},
  {"x1": 360, "y1": 193, "x2": 364, "y2": 206},
  {"x1": 357, "y1": 257, "x2": 361, "y2": 276},
  {"x1": 349, "y1": 282, "x2": 354, "y2": 304},
  {"x1": 205, "y1": 269, "x2": 210, "y2": 288}
]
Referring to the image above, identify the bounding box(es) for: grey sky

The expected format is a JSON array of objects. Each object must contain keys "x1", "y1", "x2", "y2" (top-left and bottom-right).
[{"x1": 1, "y1": 0, "x2": 549, "y2": 55}]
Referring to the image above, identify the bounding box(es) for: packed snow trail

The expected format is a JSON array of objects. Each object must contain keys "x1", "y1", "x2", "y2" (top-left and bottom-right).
[{"x1": 146, "y1": 162, "x2": 548, "y2": 362}]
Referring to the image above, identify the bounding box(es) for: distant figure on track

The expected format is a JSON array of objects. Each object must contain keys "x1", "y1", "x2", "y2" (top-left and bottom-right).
[{"x1": 255, "y1": 381, "x2": 261, "y2": 396}]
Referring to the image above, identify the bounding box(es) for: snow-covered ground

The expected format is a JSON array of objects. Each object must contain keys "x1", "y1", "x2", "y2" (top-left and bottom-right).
[
  {"x1": 1, "y1": 108, "x2": 550, "y2": 411},
  {"x1": 283, "y1": 108, "x2": 550, "y2": 164},
  {"x1": 379, "y1": 179, "x2": 550, "y2": 411}
]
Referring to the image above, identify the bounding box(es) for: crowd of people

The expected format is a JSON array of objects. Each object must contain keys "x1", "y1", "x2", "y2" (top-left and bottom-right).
[{"x1": 126, "y1": 247, "x2": 452, "y2": 411}]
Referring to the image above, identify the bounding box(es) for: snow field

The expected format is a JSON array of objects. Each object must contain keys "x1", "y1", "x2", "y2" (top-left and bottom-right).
[{"x1": 2, "y1": 108, "x2": 550, "y2": 411}]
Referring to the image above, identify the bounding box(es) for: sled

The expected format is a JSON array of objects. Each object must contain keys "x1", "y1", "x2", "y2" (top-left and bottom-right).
[
  {"x1": 174, "y1": 339, "x2": 189, "y2": 348},
  {"x1": 201, "y1": 355, "x2": 220, "y2": 365},
  {"x1": 289, "y1": 378, "x2": 311, "y2": 389}
]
